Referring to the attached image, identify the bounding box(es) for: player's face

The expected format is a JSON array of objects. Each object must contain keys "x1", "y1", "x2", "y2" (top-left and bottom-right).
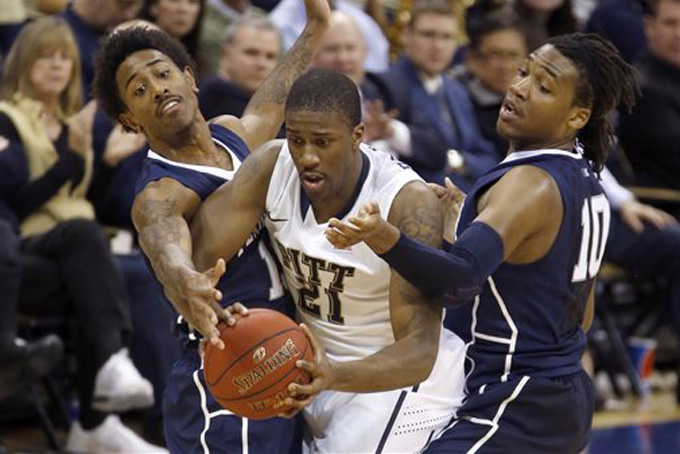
[
  {"x1": 116, "y1": 49, "x2": 200, "y2": 140},
  {"x1": 285, "y1": 110, "x2": 362, "y2": 203},
  {"x1": 497, "y1": 44, "x2": 591, "y2": 151}
]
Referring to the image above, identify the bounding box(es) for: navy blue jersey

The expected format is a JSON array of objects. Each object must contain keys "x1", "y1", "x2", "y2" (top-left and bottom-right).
[
  {"x1": 446, "y1": 147, "x2": 610, "y2": 391},
  {"x1": 135, "y1": 124, "x2": 288, "y2": 338}
]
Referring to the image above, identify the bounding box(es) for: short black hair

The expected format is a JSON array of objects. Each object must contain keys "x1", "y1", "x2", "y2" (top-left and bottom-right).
[
  {"x1": 644, "y1": 0, "x2": 680, "y2": 15},
  {"x1": 467, "y1": 10, "x2": 524, "y2": 51},
  {"x1": 93, "y1": 27, "x2": 196, "y2": 120},
  {"x1": 285, "y1": 69, "x2": 361, "y2": 128},
  {"x1": 547, "y1": 33, "x2": 639, "y2": 172}
]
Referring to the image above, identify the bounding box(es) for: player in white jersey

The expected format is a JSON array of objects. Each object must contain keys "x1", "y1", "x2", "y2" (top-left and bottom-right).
[{"x1": 189, "y1": 69, "x2": 466, "y2": 452}]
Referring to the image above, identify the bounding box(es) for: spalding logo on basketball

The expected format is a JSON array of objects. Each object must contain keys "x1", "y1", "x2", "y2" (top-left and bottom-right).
[{"x1": 203, "y1": 309, "x2": 313, "y2": 419}]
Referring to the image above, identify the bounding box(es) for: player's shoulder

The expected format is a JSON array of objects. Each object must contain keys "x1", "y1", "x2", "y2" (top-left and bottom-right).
[{"x1": 209, "y1": 115, "x2": 250, "y2": 150}]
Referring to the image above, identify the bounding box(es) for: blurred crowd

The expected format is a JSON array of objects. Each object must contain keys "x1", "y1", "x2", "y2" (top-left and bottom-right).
[{"x1": 0, "y1": 0, "x2": 678, "y2": 451}]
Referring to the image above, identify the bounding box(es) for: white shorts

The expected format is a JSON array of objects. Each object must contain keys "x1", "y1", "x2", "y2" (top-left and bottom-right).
[{"x1": 302, "y1": 328, "x2": 466, "y2": 453}]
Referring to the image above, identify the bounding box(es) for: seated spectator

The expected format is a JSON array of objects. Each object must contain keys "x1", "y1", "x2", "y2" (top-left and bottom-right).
[
  {"x1": 586, "y1": 0, "x2": 648, "y2": 63},
  {"x1": 456, "y1": 10, "x2": 527, "y2": 162},
  {"x1": 0, "y1": 17, "x2": 164, "y2": 452},
  {"x1": 311, "y1": 11, "x2": 396, "y2": 147},
  {"x1": 62, "y1": 0, "x2": 143, "y2": 100},
  {"x1": 618, "y1": 0, "x2": 680, "y2": 192},
  {"x1": 199, "y1": 16, "x2": 281, "y2": 120},
  {"x1": 141, "y1": 0, "x2": 206, "y2": 75},
  {"x1": 199, "y1": 0, "x2": 267, "y2": 77},
  {"x1": 0, "y1": 137, "x2": 63, "y2": 398},
  {"x1": 514, "y1": 0, "x2": 578, "y2": 51},
  {"x1": 270, "y1": 0, "x2": 389, "y2": 73},
  {"x1": 383, "y1": 0, "x2": 496, "y2": 189}
]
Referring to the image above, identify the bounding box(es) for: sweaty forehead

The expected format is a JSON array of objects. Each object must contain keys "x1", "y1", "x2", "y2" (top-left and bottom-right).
[{"x1": 530, "y1": 44, "x2": 579, "y2": 82}]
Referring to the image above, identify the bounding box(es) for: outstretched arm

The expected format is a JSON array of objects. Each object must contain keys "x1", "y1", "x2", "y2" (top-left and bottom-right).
[
  {"x1": 211, "y1": 0, "x2": 330, "y2": 150},
  {"x1": 326, "y1": 166, "x2": 562, "y2": 304},
  {"x1": 132, "y1": 179, "x2": 228, "y2": 345},
  {"x1": 289, "y1": 181, "x2": 444, "y2": 398},
  {"x1": 191, "y1": 140, "x2": 283, "y2": 271}
]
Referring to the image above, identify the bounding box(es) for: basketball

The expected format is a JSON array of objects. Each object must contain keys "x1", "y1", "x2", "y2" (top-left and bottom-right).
[{"x1": 203, "y1": 309, "x2": 313, "y2": 419}]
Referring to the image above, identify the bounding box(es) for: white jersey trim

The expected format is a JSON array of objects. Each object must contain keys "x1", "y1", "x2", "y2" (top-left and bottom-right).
[
  {"x1": 147, "y1": 137, "x2": 242, "y2": 181},
  {"x1": 501, "y1": 148, "x2": 583, "y2": 164}
]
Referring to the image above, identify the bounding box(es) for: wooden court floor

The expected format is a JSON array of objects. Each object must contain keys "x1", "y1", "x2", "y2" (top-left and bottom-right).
[{"x1": 3, "y1": 392, "x2": 680, "y2": 453}]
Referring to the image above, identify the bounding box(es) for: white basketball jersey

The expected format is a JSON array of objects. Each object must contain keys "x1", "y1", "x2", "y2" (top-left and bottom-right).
[
  {"x1": 264, "y1": 143, "x2": 421, "y2": 362},
  {"x1": 265, "y1": 143, "x2": 467, "y2": 453}
]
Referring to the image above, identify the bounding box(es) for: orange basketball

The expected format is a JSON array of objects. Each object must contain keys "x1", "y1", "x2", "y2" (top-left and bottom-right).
[{"x1": 203, "y1": 308, "x2": 313, "y2": 419}]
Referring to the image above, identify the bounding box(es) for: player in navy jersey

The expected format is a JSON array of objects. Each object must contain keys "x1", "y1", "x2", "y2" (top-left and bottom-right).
[
  {"x1": 326, "y1": 33, "x2": 639, "y2": 452},
  {"x1": 91, "y1": 2, "x2": 329, "y2": 452}
]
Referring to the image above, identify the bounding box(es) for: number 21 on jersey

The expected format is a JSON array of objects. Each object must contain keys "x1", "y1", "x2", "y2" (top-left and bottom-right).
[{"x1": 572, "y1": 194, "x2": 610, "y2": 282}]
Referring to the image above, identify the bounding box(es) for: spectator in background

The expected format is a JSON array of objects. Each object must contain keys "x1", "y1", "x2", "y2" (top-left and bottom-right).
[
  {"x1": 586, "y1": 0, "x2": 648, "y2": 63},
  {"x1": 199, "y1": 16, "x2": 281, "y2": 119},
  {"x1": 199, "y1": 0, "x2": 266, "y2": 77},
  {"x1": 270, "y1": 0, "x2": 389, "y2": 73},
  {"x1": 514, "y1": 0, "x2": 578, "y2": 51},
  {"x1": 618, "y1": 0, "x2": 680, "y2": 192},
  {"x1": 0, "y1": 17, "x2": 164, "y2": 452},
  {"x1": 62, "y1": 0, "x2": 143, "y2": 100},
  {"x1": 456, "y1": 10, "x2": 527, "y2": 161},
  {"x1": 311, "y1": 10, "x2": 396, "y2": 148},
  {"x1": 141, "y1": 0, "x2": 206, "y2": 74},
  {"x1": 383, "y1": 0, "x2": 496, "y2": 189}
]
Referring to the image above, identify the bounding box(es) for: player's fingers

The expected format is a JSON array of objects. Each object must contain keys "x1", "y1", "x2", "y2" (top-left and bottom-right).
[
  {"x1": 324, "y1": 228, "x2": 352, "y2": 249},
  {"x1": 283, "y1": 394, "x2": 315, "y2": 410},
  {"x1": 624, "y1": 212, "x2": 644, "y2": 233},
  {"x1": 277, "y1": 407, "x2": 301, "y2": 419},
  {"x1": 299, "y1": 324, "x2": 325, "y2": 360},
  {"x1": 229, "y1": 302, "x2": 249, "y2": 316},
  {"x1": 427, "y1": 182, "x2": 447, "y2": 198},
  {"x1": 208, "y1": 258, "x2": 227, "y2": 284},
  {"x1": 288, "y1": 381, "x2": 319, "y2": 398}
]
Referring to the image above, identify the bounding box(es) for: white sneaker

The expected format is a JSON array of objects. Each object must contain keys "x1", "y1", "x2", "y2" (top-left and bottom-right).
[
  {"x1": 92, "y1": 348, "x2": 154, "y2": 412},
  {"x1": 66, "y1": 415, "x2": 168, "y2": 453}
]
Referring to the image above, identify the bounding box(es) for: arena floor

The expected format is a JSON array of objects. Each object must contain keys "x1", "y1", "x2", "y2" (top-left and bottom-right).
[{"x1": 3, "y1": 391, "x2": 680, "y2": 453}]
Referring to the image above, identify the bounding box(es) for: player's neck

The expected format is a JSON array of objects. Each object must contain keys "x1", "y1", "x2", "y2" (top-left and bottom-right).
[
  {"x1": 148, "y1": 118, "x2": 231, "y2": 169},
  {"x1": 508, "y1": 137, "x2": 576, "y2": 154}
]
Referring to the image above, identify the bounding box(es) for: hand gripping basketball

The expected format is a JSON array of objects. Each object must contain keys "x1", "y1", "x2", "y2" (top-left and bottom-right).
[{"x1": 282, "y1": 324, "x2": 334, "y2": 414}]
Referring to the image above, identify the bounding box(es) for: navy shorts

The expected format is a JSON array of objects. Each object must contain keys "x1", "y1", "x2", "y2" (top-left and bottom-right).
[
  {"x1": 424, "y1": 370, "x2": 594, "y2": 453},
  {"x1": 163, "y1": 348, "x2": 303, "y2": 454}
]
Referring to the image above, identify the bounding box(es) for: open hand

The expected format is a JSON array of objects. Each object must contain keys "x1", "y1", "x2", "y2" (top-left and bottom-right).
[
  {"x1": 67, "y1": 100, "x2": 97, "y2": 158},
  {"x1": 103, "y1": 124, "x2": 147, "y2": 167},
  {"x1": 280, "y1": 324, "x2": 334, "y2": 415},
  {"x1": 363, "y1": 100, "x2": 398, "y2": 142},
  {"x1": 325, "y1": 202, "x2": 384, "y2": 249},
  {"x1": 427, "y1": 177, "x2": 466, "y2": 244},
  {"x1": 619, "y1": 199, "x2": 677, "y2": 233},
  {"x1": 169, "y1": 258, "x2": 232, "y2": 349},
  {"x1": 302, "y1": 0, "x2": 331, "y2": 31}
]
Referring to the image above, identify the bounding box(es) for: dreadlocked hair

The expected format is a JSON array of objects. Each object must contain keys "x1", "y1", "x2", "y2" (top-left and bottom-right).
[{"x1": 547, "y1": 33, "x2": 639, "y2": 172}]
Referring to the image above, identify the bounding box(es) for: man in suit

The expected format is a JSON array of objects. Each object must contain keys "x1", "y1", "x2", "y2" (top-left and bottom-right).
[
  {"x1": 383, "y1": 0, "x2": 496, "y2": 189},
  {"x1": 199, "y1": 16, "x2": 282, "y2": 120}
]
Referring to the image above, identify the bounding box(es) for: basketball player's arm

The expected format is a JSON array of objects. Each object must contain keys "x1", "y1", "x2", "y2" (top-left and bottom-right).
[
  {"x1": 291, "y1": 182, "x2": 444, "y2": 396},
  {"x1": 132, "y1": 179, "x2": 230, "y2": 344},
  {"x1": 582, "y1": 284, "x2": 595, "y2": 332},
  {"x1": 327, "y1": 166, "x2": 561, "y2": 304},
  {"x1": 191, "y1": 140, "x2": 281, "y2": 271},
  {"x1": 209, "y1": 0, "x2": 330, "y2": 150}
]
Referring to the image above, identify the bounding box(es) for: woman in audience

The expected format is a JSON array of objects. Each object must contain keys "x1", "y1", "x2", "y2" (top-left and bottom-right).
[
  {"x1": 514, "y1": 0, "x2": 578, "y2": 50},
  {"x1": 0, "y1": 17, "x2": 165, "y2": 453},
  {"x1": 141, "y1": 0, "x2": 206, "y2": 73}
]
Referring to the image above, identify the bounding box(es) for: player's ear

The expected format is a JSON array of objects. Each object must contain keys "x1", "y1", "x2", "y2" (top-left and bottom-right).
[
  {"x1": 352, "y1": 124, "x2": 364, "y2": 149},
  {"x1": 184, "y1": 66, "x2": 199, "y2": 94},
  {"x1": 568, "y1": 105, "x2": 591, "y2": 131},
  {"x1": 119, "y1": 111, "x2": 142, "y2": 134}
]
